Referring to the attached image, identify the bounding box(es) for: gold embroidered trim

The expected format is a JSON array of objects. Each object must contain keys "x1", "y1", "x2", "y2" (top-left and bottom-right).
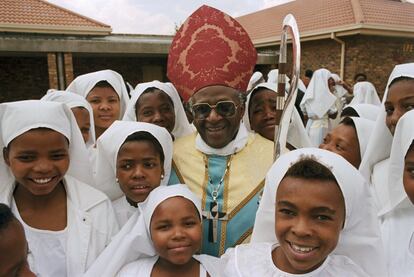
[
  {"x1": 219, "y1": 220, "x2": 228, "y2": 255},
  {"x1": 171, "y1": 159, "x2": 185, "y2": 184},
  {"x1": 227, "y1": 179, "x2": 265, "y2": 219},
  {"x1": 234, "y1": 227, "x2": 253, "y2": 246}
]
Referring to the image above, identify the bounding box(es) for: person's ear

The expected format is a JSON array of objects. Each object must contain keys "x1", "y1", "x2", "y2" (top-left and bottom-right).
[{"x1": 3, "y1": 147, "x2": 10, "y2": 166}]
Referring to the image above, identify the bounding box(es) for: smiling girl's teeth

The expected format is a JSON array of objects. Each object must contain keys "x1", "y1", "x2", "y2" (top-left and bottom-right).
[
  {"x1": 133, "y1": 185, "x2": 147, "y2": 189},
  {"x1": 291, "y1": 243, "x2": 315, "y2": 253},
  {"x1": 33, "y1": 178, "x2": 52, "y2": 184}
]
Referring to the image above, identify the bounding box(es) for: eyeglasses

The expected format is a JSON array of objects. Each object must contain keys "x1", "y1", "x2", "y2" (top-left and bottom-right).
[{"x1": 191, "y1": 101, "x2": 239, "y2": 120}]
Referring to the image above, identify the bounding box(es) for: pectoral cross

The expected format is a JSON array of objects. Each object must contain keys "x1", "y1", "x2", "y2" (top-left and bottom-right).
[{"x1": 202, "y1": 201, "x2": 227, "y2": 243}]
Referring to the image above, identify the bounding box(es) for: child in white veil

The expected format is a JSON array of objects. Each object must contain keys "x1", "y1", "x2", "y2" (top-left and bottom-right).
[
  {"x1": 223, "y1": 148, "x2": 386, "y2": 276},
  {"x1": 85, "y1": 185, "x2": 221, "y2": 277}
]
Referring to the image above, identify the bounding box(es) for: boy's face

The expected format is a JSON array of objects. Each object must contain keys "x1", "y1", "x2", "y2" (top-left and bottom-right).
[
  {"x1": 4, "y1": 128, "x2": 70, "y2": 196},
  {"x1": 403, "y1": 147, "x2": 414, "y2": 205},
  {"x1": 0, "y1": 220, "x2": 35, "y2": 277},
  {"x1": 116, "y1": 140, "x2": 164, "y2": 205},
  {"x1": 71, "y1": 107, "x2": 91, "y2": 144},
  {"x1": 150, "y1": 197, "x2": 202, "y2": 265},
  {"x1": 135, "y1": 90, "x2": 176, "y2": 133},
  {"x1": 385, "y1": 80, "x2": 414, "y2": 135},
  {"x1": 319, "y1": 124, "x2": 361, "y2": 168},
  {"x1": 273, "y1": 177, "x2": 345, "y2": 274},
  {"x1": 249, "y1": 89, "x2": 282, "y2": 141}
]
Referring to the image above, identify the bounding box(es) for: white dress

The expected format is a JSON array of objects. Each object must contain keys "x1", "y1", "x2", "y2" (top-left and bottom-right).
[
  {"x1": 12, "y1": 199, "x2": 68, "y2": 277},
  {"x1": 371, "y1": 158, "x2": 390, "y2": 212},
  {"x1": 117, "y1": 255, "x2": 221, "y2": 277},
  {"x1": 381, "y1": 206, "x2": 414, "y2": 277},
  {"x1": 112, "y1": 196, "x2": 139, "y2": 227},
  {"x1": 304, "y1": 105, "x2": 337, "y2": 147},
  {"x1": 221, "y1": 242, "x2": 369, "y2": 277}
]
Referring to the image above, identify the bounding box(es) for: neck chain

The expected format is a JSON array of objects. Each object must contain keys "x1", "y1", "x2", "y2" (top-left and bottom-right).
[{"x1": 204, "y1": 155, "x2": 232, "y2": 202}]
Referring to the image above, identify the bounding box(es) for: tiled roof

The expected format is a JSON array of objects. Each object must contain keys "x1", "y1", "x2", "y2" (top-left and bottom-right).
[
  {"x1": 237, "y1": 0, "x2": 414, "y2": 45},
  {"x1": 0, "y1": 0, "x2": 111, "y2": 34}
]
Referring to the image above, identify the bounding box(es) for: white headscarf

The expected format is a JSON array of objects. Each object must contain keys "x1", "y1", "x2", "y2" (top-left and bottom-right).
[
  {"x1": 342, "y1": 103, "x2": 380, "y2": 121},
  {"x1": 331, "y1": 73, "x2": 348, "y2": 98},
  {"x1": 267, "y1": 69, "x2": 291, "y2": 93},
  {"x1": 300, "y1": 68, "x2": 337, "y2": 118},
  {"x1": 41, "y1": 90, "x2": 96, "y2": 147},
  {"x1": 251, "y1": 148, "x2": 387, "y2": 276},
  {"x1": 243, "y1": 82, "x2": 311, "y2": 149},
  {"x1": 382, "y1": 110, "x2": 414, "y2": 215},
  {"x1": 359, "y1": 63, "x2": 414, "y2": 181},
  {"x1": 66, "y1": 69, "x2": 130, "y2": 118},
  {"x1": 122, "y1": 80, "x2": 193, "y2": 139},
  {"x1": 347, "y1": 117, "x2": 375, "y2": 162},
  {"x1": 94, "y1": 120, "x2": 173, "y2": 200},
  {"x1": 0, "y1": 100, "x2": 94, "y2": 187},
  {"x1": 350, "y1": 81, "x2": 381, "y2": 106},
  {"x1": 247, "y1": 71, "x2": 265, "y2": 91},
  {"x1": 84, "y1": 184, "x2": 201, "y2": 277}
]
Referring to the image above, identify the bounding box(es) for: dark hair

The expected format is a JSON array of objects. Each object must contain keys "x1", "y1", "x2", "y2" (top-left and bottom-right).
[
  {"x1": 283, "y1": 157, "x2": 337, "y2": 183},
  {"x1": 305, "y1": 69, "x2": 313, "y2": 78},
  {"x1": 388, "y1": 76, "x2": 414, "y2": 90},
  {"x1": 341, "y1": 107, "x2": 359, "y2": 118},
  {"x1": 93, "y1": 80, "x2": 115, "y2": 90},
  {"x1": 408, "y1": 141, "x2": 414, "y2": 154},
  {"x1": 339, "y1": 116, "x2": 356, "y2": 129},
  {"x1": 121, "y1": 131, "x2": 165, "y2": 164},
  {"x1": 0, "y1": 203, "x2": 15, "y2": 232},
  {"x1": 136, "y1": 87, "x2": 174, "y2": 108},
  {"x1": 353, "y1": 73, "x2": 367, "y2": 82}
]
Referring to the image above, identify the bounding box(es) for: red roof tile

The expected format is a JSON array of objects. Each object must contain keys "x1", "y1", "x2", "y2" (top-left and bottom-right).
[
  {"x1": 0, "y1": 0, "x2": 111, "y2": 33},
  {"x1": 237, "y1": 0, "x2": 414, "y2": 44}
]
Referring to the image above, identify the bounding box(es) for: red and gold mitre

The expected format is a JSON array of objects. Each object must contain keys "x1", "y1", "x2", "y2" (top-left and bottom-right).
[{"x1": 167, "y1": 5, "x2": 257, "y2": 102}]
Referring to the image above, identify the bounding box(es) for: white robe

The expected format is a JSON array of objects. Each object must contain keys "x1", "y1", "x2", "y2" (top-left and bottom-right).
[
  {"x1": 221, "y1": 242, "x2": 369, "y2": 277},
  {"x1": 117, "y1": 255, "x2": 220, "y2": 277},
  {"x1": 381, "y1": 206, "x2": 414, "y2": 277},
  {"x1": 112, "y1": 196, "x2": 138, "y2": 227},
  {"x1": 0, "y1": 175, "x2": 120, "y2": 276}
]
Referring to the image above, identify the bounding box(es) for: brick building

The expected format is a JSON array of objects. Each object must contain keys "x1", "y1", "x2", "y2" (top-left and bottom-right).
[{"x1": 237, "y1": 0, "x2": 414, "y2": 98}]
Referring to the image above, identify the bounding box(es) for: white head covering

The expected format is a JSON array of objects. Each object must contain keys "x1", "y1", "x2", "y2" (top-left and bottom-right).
[
  {"x1": 331, "y1": 73, "x2": 348, "y2": 98},
  {"x1": 41, "y1": 90, "x2": 96, "y2": 147},
  {"x1": 359, "y1": 63, "x2": 414, "y2": 181},
  {"x1": 0, "y1": 100, "x2": 94, "y2": 187},
  {"x1": 122, "y1": 81, "x2": 193, "y2": 139},
  {"x1": 350, "y1": 81, "x2": 381, "y2": 106},
  {"x1": 84, "y1": 184, "x2": 201, "y2": 277},
  {"x1": 247, "y1": 71, "x2": 265, "y2": 91},
  {"x1": 66, "y1": 69, "x2": 130, "y2": 118},
  {"x1": 382, "y1": 110, "x2": 414, "y2": 215},
  {"x1": 267, "y1": 69, "x2": 291, "y2": 93},
  {"x1": 94, "y1": 120, "x2": 173, "y2": 200},
  {"x1": 345, "y1": 117, "x2": 375, "y2": 162},
  {"x1": 342, "y1": 103, "x2": 380, "y2": 121},
  {"x1": 243, "y1": 82, "x2": 311, "y2": 149},
  {"x1": 251, "y1": 148, "x2": 386, "y2": 276},
  {"x1": 300, "y1": 68, "x2": 337, "y2": 118}
]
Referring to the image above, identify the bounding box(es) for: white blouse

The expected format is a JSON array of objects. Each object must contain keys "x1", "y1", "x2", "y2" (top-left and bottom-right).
[
  {"x1": 112, "y1": 196, "x2": 139, "y2": 227},
  {"x1": 222, "y1": 242, "x2": 369, "y2": 277},
  {"x1": 12, "y1": 198, "x2": 68, "y2": 277}
]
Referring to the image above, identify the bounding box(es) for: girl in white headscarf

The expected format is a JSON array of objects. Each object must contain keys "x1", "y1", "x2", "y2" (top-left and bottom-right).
[
  {"x1": 222, "y1": 148, "x2": 386, "y2": 276},
  {"x1": 66, "y1": 69, "x2": 130, "y2": 139},
  {"x1": 41, "y1": 90, "x2": 96, "y2": 147},
  {"x1": 0, "y1": 100, "x2": 119, "y2": 276},
  {"x1": 94, "y1": 120, "x2": 173, "y2": 226},
  {"x1": 349, "y1": 81, "x2": 381, "y2": 106},
  {"x1": 123, "y1": 81, "x2": 193, "y2": 139},
  {"x1": 341, "y1": 103, "x2": 380, "y2": 121},
  {"x1": 359, "y1": 63, "x2": 414, "y2": 212},
  {"x1": 380, "y1": 110, "x2": 414, "y2": 276},
  {"x1": 85, "y1": 185, "x2": 221, "y2": 277},
  {"x1": 300, "y1": 69, "x2": 338, "y2": 146},
  {"x1": 320, "y1": 116, "x2": 375, "y2": 169},
  {"x1": 243, "y1": 82, "x2": 311, "y2": 150}
]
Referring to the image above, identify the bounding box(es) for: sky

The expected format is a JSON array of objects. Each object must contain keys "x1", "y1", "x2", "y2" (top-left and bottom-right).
[{"x1": 47, "y1": 0, "x2": 294, "y2": 35}]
